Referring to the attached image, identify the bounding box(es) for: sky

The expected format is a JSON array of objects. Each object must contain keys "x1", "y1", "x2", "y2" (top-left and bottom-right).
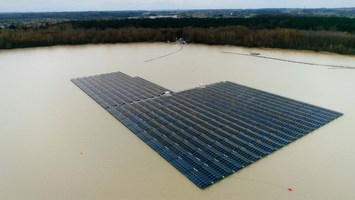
[{"x1": 0, "y1": 0, "x2": 353, "y2": 12}]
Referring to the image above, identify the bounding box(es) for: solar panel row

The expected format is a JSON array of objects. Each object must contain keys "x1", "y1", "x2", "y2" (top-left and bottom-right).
[
  {"x1": 72, "y1": 72, "x2": 342, "y2": 189},
  {"x1": 72, "y1": 72, "x2": 170, "y2": 108}
]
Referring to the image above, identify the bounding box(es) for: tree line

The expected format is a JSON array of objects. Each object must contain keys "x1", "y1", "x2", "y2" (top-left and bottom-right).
[
  {"x1": 0, "y1": 17, "x2": 354, "y2": 55},
  {"x1": 72, "y1": 17, "x2": 354, "y2": 33}
]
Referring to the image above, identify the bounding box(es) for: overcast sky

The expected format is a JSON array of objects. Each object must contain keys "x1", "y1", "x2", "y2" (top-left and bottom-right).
[{"x1": 0, "y1": 0, "x2": 353, "y2": 12}]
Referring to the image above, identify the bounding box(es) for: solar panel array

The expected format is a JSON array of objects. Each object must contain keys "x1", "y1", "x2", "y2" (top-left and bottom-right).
[
  {"x1": 72, "y1": 72, "x2": 343, "y2": 189},
  {"x1": 72, "y1": 72, "x2": 170, "y2": 108}
]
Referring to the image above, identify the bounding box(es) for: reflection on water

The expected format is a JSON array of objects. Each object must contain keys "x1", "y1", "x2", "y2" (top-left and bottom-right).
[{"x1": 0, "y1": 43, "x2": 354, "y2": 200}]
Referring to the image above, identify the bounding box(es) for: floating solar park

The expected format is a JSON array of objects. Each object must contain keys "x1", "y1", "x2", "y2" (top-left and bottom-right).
[{"x1": 72, "y1": 71, "x2": 342, "y2": 189}]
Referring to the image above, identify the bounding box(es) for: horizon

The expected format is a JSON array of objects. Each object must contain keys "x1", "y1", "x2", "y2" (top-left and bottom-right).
[
  {"x1": 0, "y1": 0, "x2": 354, "y2": 13},
  {"x1": 0, "y1": 7, "x2": 354, "y2": 14}
]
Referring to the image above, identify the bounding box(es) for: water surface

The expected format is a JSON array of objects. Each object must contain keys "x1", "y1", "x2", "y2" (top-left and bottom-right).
[{"x1": 0, "y1": 43, "x2": 354, "y2": 199}]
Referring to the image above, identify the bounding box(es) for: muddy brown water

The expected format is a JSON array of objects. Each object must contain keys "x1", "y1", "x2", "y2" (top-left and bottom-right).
[{"x1": 0, "y1": 43, "x2": 354, "y2": 200}]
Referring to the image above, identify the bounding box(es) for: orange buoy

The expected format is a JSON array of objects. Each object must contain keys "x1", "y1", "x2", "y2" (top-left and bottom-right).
[{"x1": 288, "y1": 187, "x2": 293, "y2": 191}]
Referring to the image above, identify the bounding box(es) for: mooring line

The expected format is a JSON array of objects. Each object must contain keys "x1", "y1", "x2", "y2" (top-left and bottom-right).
[
  {"x1": 222, "y1": 51, "x2": 355, "y2": 69},
  {"x1": 234, "y1": 176, "x2": 294, "y2": 191},
  {"x1": 145, "y1": 44, "x2": 184, "y2": 62}
]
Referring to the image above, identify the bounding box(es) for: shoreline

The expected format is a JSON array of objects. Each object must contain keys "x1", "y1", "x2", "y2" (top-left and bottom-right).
[{"x1": 1, "y1": 42, "x2": 354, "y2": 58}]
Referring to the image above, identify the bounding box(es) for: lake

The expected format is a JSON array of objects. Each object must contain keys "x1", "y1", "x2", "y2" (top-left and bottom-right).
[{"x1": 0, "y1": 43, "x2": 354, "y2": 199}]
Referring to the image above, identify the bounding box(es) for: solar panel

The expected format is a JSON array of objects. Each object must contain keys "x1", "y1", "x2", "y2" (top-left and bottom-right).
[
  {"x1": 71, "y1": 72, "x2": 171, "y2": 108},
  {"x1": 72, "y1": 71, "x2": 342, "y2": 189}
]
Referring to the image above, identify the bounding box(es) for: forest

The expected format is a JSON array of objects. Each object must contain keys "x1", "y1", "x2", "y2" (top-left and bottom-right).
[{"x1": 0, "y1": 16, "x2": 354, "y2": 55}]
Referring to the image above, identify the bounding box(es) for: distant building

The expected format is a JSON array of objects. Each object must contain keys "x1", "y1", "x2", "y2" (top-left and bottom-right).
[{"x1": 148, "y1": 15, "x2": 178, "y2": 19}]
